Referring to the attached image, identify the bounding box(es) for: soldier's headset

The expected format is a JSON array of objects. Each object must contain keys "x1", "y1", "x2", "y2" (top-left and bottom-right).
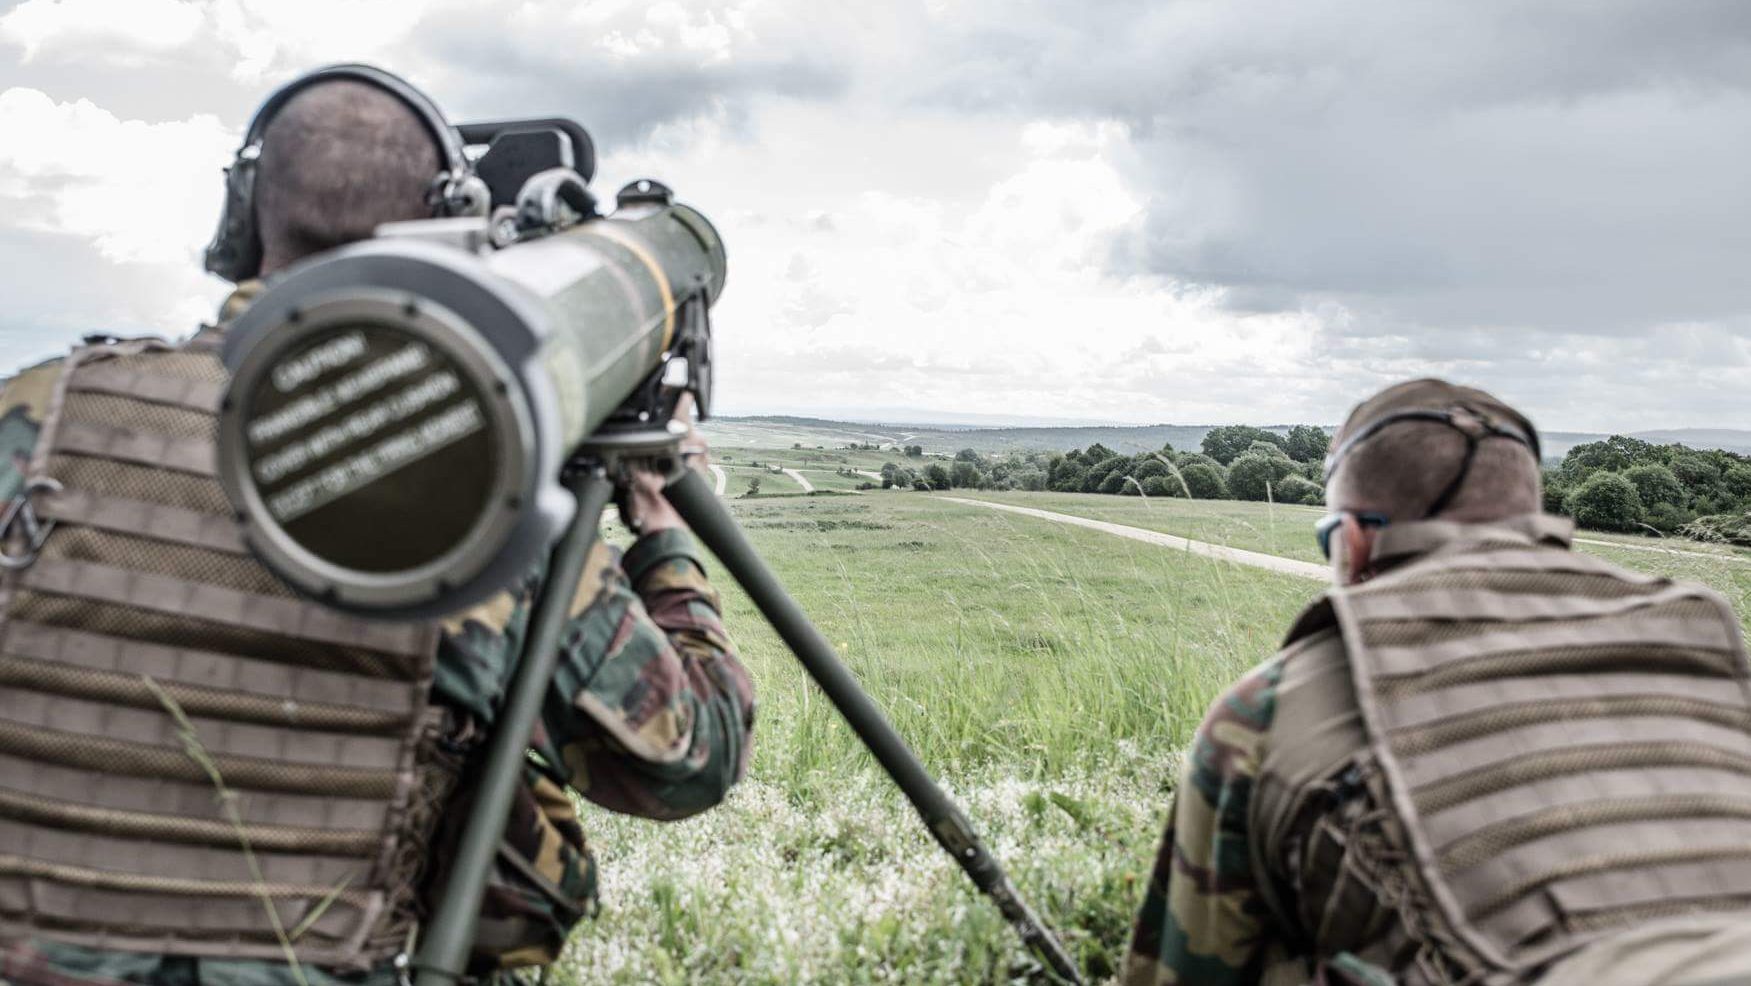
[
  {"x1": 1323, "y1": 405, "x2": 1541, "y2": 519},
  {"x1": 204, "y1": 63, "x2": 490, "y2": 283}
]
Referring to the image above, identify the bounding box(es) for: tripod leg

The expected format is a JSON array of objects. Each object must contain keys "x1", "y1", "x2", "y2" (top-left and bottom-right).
[
  {"x1": 664, "y1": 469, "x2": 1082, "y2": 983},
  {"x1": 413, "y1": 467, "x2": 617, "y2": 986}
]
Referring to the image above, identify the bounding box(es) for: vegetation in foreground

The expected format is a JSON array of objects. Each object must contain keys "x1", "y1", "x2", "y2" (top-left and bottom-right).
[{"x1": 560, "y1": 491, "x2": 1749, "y2": 983}]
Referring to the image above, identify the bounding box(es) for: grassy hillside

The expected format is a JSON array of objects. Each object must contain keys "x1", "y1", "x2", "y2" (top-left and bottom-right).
[{"x1": 562, "y1": 490, "x2": 1749, "y2": 983}]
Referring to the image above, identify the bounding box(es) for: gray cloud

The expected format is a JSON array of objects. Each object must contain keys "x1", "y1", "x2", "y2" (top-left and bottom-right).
[{"x1": 890, "y1": 1, "x2": 1751, "y2": 336}]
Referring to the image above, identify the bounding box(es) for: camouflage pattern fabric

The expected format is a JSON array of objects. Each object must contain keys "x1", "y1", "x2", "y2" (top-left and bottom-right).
[
  {"x1": 1123, "y1": 658, "x2": 1284, "y2": 986},
  {"x1": 0, "y1": 301, "x2": 754, "y2": 985}
]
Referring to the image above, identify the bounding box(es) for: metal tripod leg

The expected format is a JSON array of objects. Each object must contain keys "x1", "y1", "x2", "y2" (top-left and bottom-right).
[
  {"x1": 412, "y1": 467, "x2": 616, "y2": 986},
  {"x1": 664, "y1": 468, "x2": 1083, "y2": 984}
]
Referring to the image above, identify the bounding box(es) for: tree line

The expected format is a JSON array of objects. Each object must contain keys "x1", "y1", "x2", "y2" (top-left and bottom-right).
[
  {"x1": 1544, "y1": 436, "x2": 1751, "y2": 544},
  {"x1": 874, "y1": 425, "x2": 1332, "y2": 504},
  {"x1": 871, "y1": 427, "x2": 1751, "y2": 546}
]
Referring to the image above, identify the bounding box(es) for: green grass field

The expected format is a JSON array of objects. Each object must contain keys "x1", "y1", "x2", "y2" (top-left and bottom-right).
[{"x1": 560, "y1": 489, "x2": 1751, "y2": 983}]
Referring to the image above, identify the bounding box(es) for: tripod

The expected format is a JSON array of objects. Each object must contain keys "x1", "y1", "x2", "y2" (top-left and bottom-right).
[{"x1": 411, "y1": 426, "x2": 1081, "y2": 985}]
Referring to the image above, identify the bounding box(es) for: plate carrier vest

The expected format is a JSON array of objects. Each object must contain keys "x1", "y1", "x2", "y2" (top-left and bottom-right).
[
  {"x1": 0, "y1": 336, "x2": 444, "y2": 970},
  {"x1": 1268, "y1": 523, "x2": 1751, "y2": 984}
]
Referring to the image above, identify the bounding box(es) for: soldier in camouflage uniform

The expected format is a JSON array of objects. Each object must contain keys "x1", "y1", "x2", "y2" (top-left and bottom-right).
[
  {"x1": 0, "y1": 71, "x2": 753, "y2": 986},
  {"x1": 1125, "y1": 379, "x2": 1751, "y2": 986}
]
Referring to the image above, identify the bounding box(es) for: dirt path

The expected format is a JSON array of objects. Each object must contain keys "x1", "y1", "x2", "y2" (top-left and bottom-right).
[
  {"x1": 1573, "y1": 536, "x2": 1751, "y2": 566},
  {"x1": 783, "y1": 468, "x2": 816, "y2": 493},
  {"x1": 709, "y1": 464, "x2": 728, "y2": 496},
  {"x1": 938, "y1": 497, "x2": 1329, "y2": 580},
  {"x1": 855, "y1": 470, "x2": 884, "y2": 482}
]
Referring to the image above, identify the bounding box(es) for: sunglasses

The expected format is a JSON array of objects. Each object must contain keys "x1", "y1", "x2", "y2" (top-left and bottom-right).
[{"x1": 1315, "y1": 511, "x2": 1391, "y2": 560}]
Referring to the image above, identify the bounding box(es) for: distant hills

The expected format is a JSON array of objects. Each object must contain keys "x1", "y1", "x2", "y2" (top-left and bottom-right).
[{"x1": 704, "y1": 415, "x2": 1751, "y2": 461}]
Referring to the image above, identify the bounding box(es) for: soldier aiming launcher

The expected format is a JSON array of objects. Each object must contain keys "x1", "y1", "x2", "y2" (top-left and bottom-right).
[{"x1": 213, "y1": 120, "x2": 1083, "y2": 983}]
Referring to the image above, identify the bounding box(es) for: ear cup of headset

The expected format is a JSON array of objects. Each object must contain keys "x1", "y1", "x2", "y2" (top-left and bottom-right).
[{"x1": 204, "y1": 155, "x2": 263, "y2": 282}]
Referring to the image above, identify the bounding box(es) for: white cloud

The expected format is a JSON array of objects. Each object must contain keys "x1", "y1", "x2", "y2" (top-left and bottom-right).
[
  {"x1": 1, "y1": 0, "x2": 204, "y2": 62},
  {"x1": 0, "y1": 0, "x2": 1746, "y2": 433},
  {"x1": 0, "y1": 87, "x2": 233, "y2": 334}
]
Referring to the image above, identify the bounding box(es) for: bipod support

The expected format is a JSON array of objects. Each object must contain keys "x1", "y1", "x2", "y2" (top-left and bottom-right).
[
  {"x1": 664, "y1": 469, "x2": 1084, "y2": 984},
  {"x1": 412, "y1": 464, "x2": 617, "y2": 986}
]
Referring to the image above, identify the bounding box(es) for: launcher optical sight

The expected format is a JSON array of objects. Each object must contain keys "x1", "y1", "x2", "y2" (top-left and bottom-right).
[{"x1": 216, "y1": 119, "x2": 724, "y2": 619}]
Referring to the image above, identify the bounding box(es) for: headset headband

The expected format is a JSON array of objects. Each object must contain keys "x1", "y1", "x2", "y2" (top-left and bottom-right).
[
  {"x1": 240, "y1": 63, "x2": 469, "y2": 181},
  {"x1": 205, "y1": 63, "x2": 484, "y2": 283}
]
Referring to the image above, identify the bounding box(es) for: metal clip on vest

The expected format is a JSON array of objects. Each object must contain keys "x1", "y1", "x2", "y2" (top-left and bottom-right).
[{"x1": 0, "y1": 477, "x2": 62, "y2": 570}]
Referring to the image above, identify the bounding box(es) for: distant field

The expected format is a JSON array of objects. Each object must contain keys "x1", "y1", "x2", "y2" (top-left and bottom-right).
[
  {"x1": 566, "y1": 488, "x2": 1751, "y2": 983},
  {"x1": 952, "y1": 491, "x2": 1750, "y2": 632}
]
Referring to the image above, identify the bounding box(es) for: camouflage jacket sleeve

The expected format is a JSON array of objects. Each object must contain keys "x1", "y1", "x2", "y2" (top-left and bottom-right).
[
  {"x1": 1122, "y1": 656, "x2": 1285, "y2": 986},
  {"x1": 438, "y1": 526, "x2": 755, "y2": 821}
]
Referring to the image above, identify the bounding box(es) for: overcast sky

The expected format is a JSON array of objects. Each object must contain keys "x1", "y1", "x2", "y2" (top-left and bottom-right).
[{"x1": 1, "y1": 0, "x2": 1747, "y2": 432}]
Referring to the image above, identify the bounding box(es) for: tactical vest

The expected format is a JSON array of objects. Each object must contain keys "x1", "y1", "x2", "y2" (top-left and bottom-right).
[
  {"x1": 0, "y1": 336, "x2": 446, "y2": 970},
  {"x1": 1258, "y1": 517, "x2": 1751, "y2": 985}
]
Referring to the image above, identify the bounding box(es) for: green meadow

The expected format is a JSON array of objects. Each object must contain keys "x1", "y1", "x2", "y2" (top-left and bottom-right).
[{"x1": 562, "y1": 483, "x2": 1751, "y2": 984}]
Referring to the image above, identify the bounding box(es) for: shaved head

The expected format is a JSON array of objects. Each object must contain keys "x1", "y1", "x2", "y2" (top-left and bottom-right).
[
  {"x1": 1326, "y1": 379, "x2": 1543, "y2": 524},
  {"x1": 254, "y1": 79, "x2": 440, "y2": 275}
]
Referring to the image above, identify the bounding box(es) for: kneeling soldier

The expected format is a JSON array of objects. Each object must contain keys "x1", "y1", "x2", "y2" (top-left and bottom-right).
[{"x1": 1125, "y1": 379, "x2": 1751, "y2": 986}]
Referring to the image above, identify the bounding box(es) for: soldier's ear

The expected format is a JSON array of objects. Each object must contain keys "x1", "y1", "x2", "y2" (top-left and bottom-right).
[{"x1": 1341, "y1": 515, "x2": 1378, "y2": 585}]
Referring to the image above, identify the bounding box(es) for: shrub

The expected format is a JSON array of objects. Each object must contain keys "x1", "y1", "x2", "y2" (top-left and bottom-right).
[
  {"x1": 1227, "y1": 449, "x2": 1299, "y2": 501},
  {"x1": 949, "y1": 460, "x2": 985, "y2": 489},
  {"x1": 911, "y1": 479, "x2": 932, "y2": 492},
  {"x1": 1274, "y1": 475, "x2": 1324, "y2": 506},
  {"x1": 1179, "y1": 462, "x2": 1228, "y2": 500},
  {"x1": 1049, "y1": 463, "x2": 1087, "y2": 493},
  {"x1": 1097, "y1": 471, "x2": 1129, "y2": 495},
  {"x1": 1140, "y1": 475, "x2": 1176, "y2": 497},
  {"x1": 1644, "y1": 501, "x2": 1695, "y2": 533},
  {"x1": 1682, "y1": 512, "x2": 1751, "y2": 547},
  {"x1": 1564, "y1": 472, "x2": 1644, "y2": 532},
  {"x1": 925, "y1": 464, "x2": 951, "y2": 491}
]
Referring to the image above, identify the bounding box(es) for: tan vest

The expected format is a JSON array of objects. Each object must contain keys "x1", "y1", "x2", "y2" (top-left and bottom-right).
[
  {"x1": 1253, "y1": 516, "x2": 1751, "y2": 985},
  {"x1": 0, "y1": 337, "x2": 447, "y2": 969}
]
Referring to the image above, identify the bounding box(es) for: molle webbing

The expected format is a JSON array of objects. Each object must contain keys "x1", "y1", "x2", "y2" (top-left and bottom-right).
[
  {"x1": 1332, "y1": 543, "x2": 1751, "y2": 978},
  {"x1": 0, "y1": 341, "x2": 441, "y2": 970}
]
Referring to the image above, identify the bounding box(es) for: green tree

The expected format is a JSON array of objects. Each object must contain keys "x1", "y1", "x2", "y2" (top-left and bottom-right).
[
  {"x1": 1140, "y1": 475, "x2": 1176, "y2": 497},
  {"x1": 1130, "y1": 456, "x2": 1169, "y2": 481},
  {"x1": 744, "y1": 477, "x2": 762, "y2": 497},
  {"x1": 954, "y1": 448, "x2": 983, "y2": 463},
  {"x1": 1542, "y1": 468, "x2": 1571, "y2": 516},
  {"x1": 1670, "y1": 454, "x2": 1723, "y2": 500},
  {"x1": 1565, "y1": 472, "x2": 1644, "y2": 532},
  {"x1": 1202, "y1": 425, "x2": 1287, "y2": 465},
  {"x1": 1623, "y1": 464, "x2": 1685, "y2": 511},
  {"x1": 1098, "y1": 471, "x2": 1130, "y2": 495},
  {"x1": 904, "y1": 445, "x2": 923, "y2": 458},
  {"x1": 1049, "y1": 462, "x2": 1087, "y2": 493},
  {"x1": 949, "y1": 460, "x2": 985, "y2": 488},
  {"x1": 1283, "y1": 424, "x2": 1331, "y2": 463},
  {"x1": 1179, "y1": 462, "x2": 1227, "y2": 499},
  {"x1": 1274, "y1": 475, "x2": 1324, "y2": 506},
  {"x1": 1227, "y1": 447, "x2": 1299, "y2": 501},
  {"x1": 879, "y1": 462, "x2": 899, "y2": 489},
  {"x1": 925, "y1": 463, "x2": 952, "y2": 490},
  {"x1": 1082, "y1": 456, "x2": 1128, "y2": 493},
  {"x1": 1725, "y1": 464, "x2": 1751, "y2": 501}
]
